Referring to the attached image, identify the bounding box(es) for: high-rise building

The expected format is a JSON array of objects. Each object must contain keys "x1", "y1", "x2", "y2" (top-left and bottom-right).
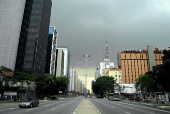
[
  {"x1": 76, "y1": 68, "x2": 95, "y2": 94},
  {"x1": 119, "y1": 47, "x2": 164, "y2": 84},
  {"x1": 15, "y1": 0, "x2": 52, "y2": 74},
  {"x1": 69, "y1": 67, "x2": 76, "y2": 91},
  {"x1": 45, "y1": 27, "x2": 58, "y2": 75},
  {"x1": 0, "y1": 0, "x2": 26, "y2": 70},
  {"x1": 55, "y1": 48, "x2": 69, "y2": 77},
  {"x1": 69, "y1": 68, "x2": 96, "y2": 94}
]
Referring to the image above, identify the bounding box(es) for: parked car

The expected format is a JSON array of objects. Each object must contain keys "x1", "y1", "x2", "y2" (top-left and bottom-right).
[{"x1": 19, "y1": 98, "x2": 39, "y2": 108}]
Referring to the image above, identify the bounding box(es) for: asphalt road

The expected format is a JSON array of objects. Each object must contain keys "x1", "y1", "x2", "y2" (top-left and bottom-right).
[
  {"x1": 0, "y1": 97, "x2": 82, "y2": 114},
  {"x1": 1, "y1": 97, "x2": 170, "y2": 114},
  {"x1": 91, "y1": 98, "x2": 170, "y2": 114}
]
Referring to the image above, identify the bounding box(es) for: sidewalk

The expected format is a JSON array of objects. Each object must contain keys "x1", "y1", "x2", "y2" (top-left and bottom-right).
[{"x1": 73, "y1": 98, "x2": 101, "y2": 114}]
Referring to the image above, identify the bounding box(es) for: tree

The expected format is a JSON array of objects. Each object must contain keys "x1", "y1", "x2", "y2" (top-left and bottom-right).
[
  {"x1": 13, "y1": 72, "x2": 38, "y2": 81},
  {"x1": 0, "y1": 66, "x2": 13, "y2": 72},
  {"x1": 35, "y1": 75, "x2": 69, "y2": 98},
  {"x1": 152, "y1": 49, "x2": 170, "y2": 92},
  {"x1": 136, "y1": 48, "x2": 170, "y2": 93},
  {"x1": 0, "y1": 67, "x2": 70, "y2": 98},
  {"x1": 0, "y1": 79, "x2": 4, "y2": 96},
  {"x1": 35, "y1": 75, "x2": 50, "y2": 98},
  {"x1": 55, "y1": 76, "x2": 69, "y2": 94},
  {"x1": 92, "y1": 76, "x2": 115, "y2": 98},
  {"x1": 163, "y1": 49, "x2": 170, "y2": 63},
  {"x1": 0, "y1": 66, "x2": 13, "y2": 95},
  {"x1": 152, "y1": 63, "x2": 170, "y2": 92},
  {"x1": 136, "y1": 72, "x2": 156, "y2": 93}
]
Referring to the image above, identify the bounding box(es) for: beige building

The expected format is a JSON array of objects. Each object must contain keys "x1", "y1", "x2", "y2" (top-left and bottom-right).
[
  {"x1": 104, "y1": 68, "x2": 122, "y2": 84},
  {"x1": 75, "y1": 68, "x2": 95, "y2": 94}
]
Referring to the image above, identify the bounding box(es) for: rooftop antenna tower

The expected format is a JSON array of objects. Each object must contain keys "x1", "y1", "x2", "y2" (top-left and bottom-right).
[{"x1": 104, "y1": 40, "x2": 110, "y2": 62}]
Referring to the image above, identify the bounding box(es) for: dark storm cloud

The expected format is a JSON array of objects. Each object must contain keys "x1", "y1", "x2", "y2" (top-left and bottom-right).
[{"x1": 50, "y1": 0, "x2": 170, "y2": 68}]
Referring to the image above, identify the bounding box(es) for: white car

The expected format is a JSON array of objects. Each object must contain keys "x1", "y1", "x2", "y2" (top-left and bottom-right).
[{"x1": 19, "y1": 98, "x2": 39, "y2": 108}]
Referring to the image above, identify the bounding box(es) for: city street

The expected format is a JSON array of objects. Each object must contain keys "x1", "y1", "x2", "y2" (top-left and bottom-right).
[
  {"x1": 0, "y1": 97, "x2": 82, "y2": 114},
  {"x1": 1, "y1": 97, "x2": 170, "y2": 114},
  {"x1": 1, "y1": 0, "x2": 170, "y2": 114},
  {"x1": 91, "y1": 98, "x2": 170, "y2": 114}
]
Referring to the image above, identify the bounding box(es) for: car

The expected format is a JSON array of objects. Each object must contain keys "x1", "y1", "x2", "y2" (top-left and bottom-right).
[
  {"x1": 108, "y1": 96, "x2": 121, "y2": 101},
  {"x1": 107, "y1": 93, "x2": 122, "y2": 101},
  {"x1": 19, "y1": 98, "x2": 39, "y2": 108}
]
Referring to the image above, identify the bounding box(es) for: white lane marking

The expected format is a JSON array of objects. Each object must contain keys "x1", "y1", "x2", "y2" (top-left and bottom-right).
[
  {"x1": 73, "y1": 111, "x2": 77, "y2": 114},
  {"x1": 49, "y1": 101, "x2": 74, "y2": 112},
  {"x1": 73, "y1": 110, "x2": 77, "y2": 114},
  {"x1": 25, "y1": 102, "x2": 57, "y2": 112},
  {"x1": 95, "y1": 99, "x2": 156, "y2": 114},
  {"x1": 41, "y1": 103, "x2": 56, "y2": 108},
  {"x1": 0, "y1": 109, "x2": 7, "y2": 112},
  {"x1": 0, "y1": 107, "x2": 17, "y2": 112},
  {"x1": 150, "y1": 112, "x2": 155, "y2": 114},
  {"x1": 112, "y1": 105, "x2": 116, "y2": 109},
  {"x1": 111, "y1": 101, "x2": 158, "y2": 114},
  {"x1": 25, "y1": 108, "x2": 35, "y2": 112},
  {"x1": 8, "y1": 108, "x2": 17, "y2": 110},
  {"x1": 49, "y1": 106, "x2": 58, "y2": 111},
  {"x1": 93, "y1": 99, "x2": 116, "y2": 113},
  {"x1": 97, "y1": 109, "x2": 102, "y2": 114},
  {"x1": 25, "y1": 107, "x2": 39, "y2": 112},
  {"x1": 25, "y1": 104, "x2": 54, "y2": 112},
  {"x1": 25, "y1": 101, "x2": 69, "y2": 112},
  {"x1": 114, "y1": 101, "x2": 170, "y2": 114},
  {"x1": 125, "y1": 112, "x2": 131, "y2": 114}
]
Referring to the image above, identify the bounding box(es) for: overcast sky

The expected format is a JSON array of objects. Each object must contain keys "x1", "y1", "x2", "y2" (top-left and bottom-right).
[{"x1": 50, "y1": 0, "x2": 170, "y2": 68}]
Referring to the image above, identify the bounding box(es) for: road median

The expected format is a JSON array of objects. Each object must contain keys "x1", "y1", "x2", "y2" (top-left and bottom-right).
[{"x1": 73, "y1": 98, "x2": 101, "y2": 114}]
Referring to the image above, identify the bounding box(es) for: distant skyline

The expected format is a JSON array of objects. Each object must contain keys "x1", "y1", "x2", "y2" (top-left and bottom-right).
[{"x1": 50, "y1": 0, "x2": 170, "y2": 68}]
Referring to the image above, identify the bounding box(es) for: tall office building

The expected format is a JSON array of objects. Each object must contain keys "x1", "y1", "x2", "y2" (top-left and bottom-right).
[
  {"x1": 15, "y1": 0, "x2": 52, "y2": 74},
  {"x1": 119, "y1": 47, "x2": 164, "y2": 84},
  {"x1": 55, "y1": 48, "x2": 69, "y2": 77},
  {"x1": 69, "y1": 68, "x2": 76, "y2": 91},
  {"x1": 45, "y1": 27, "x2": 58, "y2": 75},
  {"x1": 0, "y1": 0, "x2": 26, "y2": 70},
  {"x1": 75, "y1": 68, "x2": 96, "y2": 94}
]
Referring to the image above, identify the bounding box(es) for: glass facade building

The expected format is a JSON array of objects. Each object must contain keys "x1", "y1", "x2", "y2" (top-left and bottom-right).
[
  {"x1": 15, "y1": 0, "x2": 52, "y2": 74},
  {"x1": 45, "y1": 27, "x2": 57, "y2": 74}
]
